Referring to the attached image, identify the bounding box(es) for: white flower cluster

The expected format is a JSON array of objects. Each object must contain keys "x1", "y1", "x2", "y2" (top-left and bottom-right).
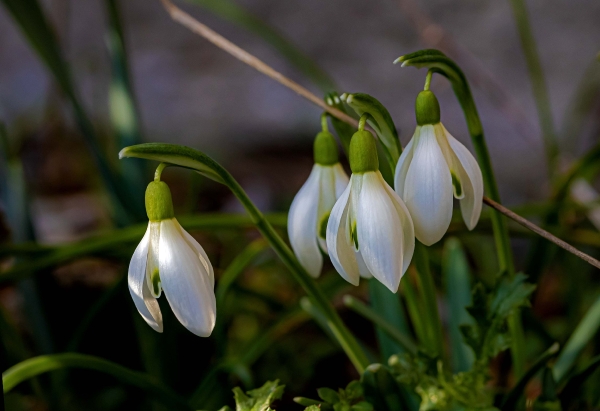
[{"x1": 289, "y1": 90, "x2": 483, "y2": 293}]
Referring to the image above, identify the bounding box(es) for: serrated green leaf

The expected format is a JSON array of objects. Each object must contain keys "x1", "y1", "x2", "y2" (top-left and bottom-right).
[
  {"x1": 232, "y1": 380, "x2": 284, "y2": 411},
  {"x1": 461, "y1": 275, "x2": 535, "y2": 362}
]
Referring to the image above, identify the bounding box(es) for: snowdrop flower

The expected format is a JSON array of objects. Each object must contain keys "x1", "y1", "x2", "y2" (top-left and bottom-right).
[
  {"x1": 326, "y1": 128, "x2": 415, "y2": 293},
  {"x1": 129, "y1": 174, "x2": 216, "y2": 337},
  {"x1": 288, "y1": 129, "x2": 349, "y2": 277},
  {"x1": 395, "y1": 90, "x2": 484, "y2": 245}
]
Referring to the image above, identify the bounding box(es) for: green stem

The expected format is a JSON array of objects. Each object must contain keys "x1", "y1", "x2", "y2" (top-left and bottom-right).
[
  {"x1": 508, "y1": 0, "x2": 558, "y2": 173},
  {"x1": 343, "y1": 295, "x2": 417, "y2": 354},
  {"x1": 321, "y1": 112, "x2": 329, "y2": 132},
  {"x1": 2, "y1": 353, "x2": 192, "y2": 410}
]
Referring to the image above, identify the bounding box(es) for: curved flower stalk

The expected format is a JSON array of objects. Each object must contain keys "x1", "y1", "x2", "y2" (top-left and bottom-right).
[
  {"x1": 288, "y1": 126, "x2": 349, "y2": 277},
  {"x1": 129, "y1": 167, "x2": 216, "y2": 337},
  {"x1": 326, "y1": 126, "x2": 415, "y2": 293},
  {"x1": 395, "y1": 89, "x2": 483, "y2": 246}
]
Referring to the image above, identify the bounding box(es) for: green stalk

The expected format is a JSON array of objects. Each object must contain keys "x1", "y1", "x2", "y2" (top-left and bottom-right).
[
  {"x1": 120, "y1": 144, "x2": 370, "y2": 373},
  {"x1": 2, "y1": 353, "x2": 192, "y2": 410},
  {"x1": 508, "y1": 0, "x2": 558, "y2": 172},
  {"x1": 396, "y1": 51, "x2": 524, "y2": 376}
]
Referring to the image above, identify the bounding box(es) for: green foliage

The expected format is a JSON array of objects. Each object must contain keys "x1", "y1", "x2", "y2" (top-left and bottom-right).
[
  {"x1": 295, "y1": 380, "x2": 373, "y2": 411},
  {"x1": 460, "y1": 274, "x2": 536, "y2": 363},
  {"x1": 219, "y1": 380, "x2": 284, "y2": 411}
]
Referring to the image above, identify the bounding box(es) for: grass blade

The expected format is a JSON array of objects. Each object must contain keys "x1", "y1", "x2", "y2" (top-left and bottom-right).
[
  {"x1": 2, "y1": 353, "x2": 192, "y2": 410},
  {"x1": 553, "y1": 294, "x2": 600, "y2": 382},
  {"x1": 442, "y1": 238, "x2": 474, "y2": 372}
]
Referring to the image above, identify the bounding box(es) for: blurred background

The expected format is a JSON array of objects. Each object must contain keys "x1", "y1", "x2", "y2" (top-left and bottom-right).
[{"x1": 1, "y1": 0, "x2": 600, "y2": 409}]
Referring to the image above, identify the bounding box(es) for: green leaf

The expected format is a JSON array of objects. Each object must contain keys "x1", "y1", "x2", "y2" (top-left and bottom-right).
[
  {"x1": 460, "y1": 274, "x2": 535, "y2": 361},
  {"x1": 318, "y1": 388, "x2": 340, "y2": 404},
  {"x1": 553, "y1": 294, "x2": 600, "y2": 382},
  {"x1": 361, "y1": 363, "x2": 406, "y2": 411},
  {"x1": 2, "y1": 353, "x2": 192, "y2": 410},
  {"x1": 1, "y1": 0, "x2": 141, "y2": 222},
  {"x1": 341, "y1": 93, "x2": 401, "y2": 169},
  {"x1": 120, "y1": 143, "x2": 226, "y2": 184},
  {"x1": 231, "y1": 380, "x2": 284, "y2": 411},
  {"x1": 443, "y1": 238, "x2": 475, "y2": 373}
]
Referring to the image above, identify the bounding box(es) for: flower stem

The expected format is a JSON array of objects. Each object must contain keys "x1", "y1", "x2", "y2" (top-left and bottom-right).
[
  {"x1": 358, "y1": 113, "x2": 370, "y2": 131},
  {"x1": 424, "y1": 69, "x2": 433, "y2": 91},
  {"x1": 154, "y1": 162, "x2": 169, "y2": 181},
  {"x1": 321, "y1": 112, "x2": 329, "y2": 132}
]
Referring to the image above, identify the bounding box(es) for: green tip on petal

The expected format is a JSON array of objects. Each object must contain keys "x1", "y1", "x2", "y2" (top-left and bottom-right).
[
  {"x1": 145, "y1": 181, "x2": 175, "y2": 221},
  {"x1": 393, "y1": 56, "x2": 405, "y2": 65},
  {"x1": 313, "y1": 131, "x2": 339, "y2": 165},
  {"x1": 415, "y1": 90, "x2": 441, "y2": 125},
  {"x1": 349, "y1": 130, "x2": 379, "y2": 173}
]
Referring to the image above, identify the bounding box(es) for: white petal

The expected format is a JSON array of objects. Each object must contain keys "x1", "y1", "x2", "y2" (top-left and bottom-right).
[
  {"x1": 394, "y1": 128, "x2": 417, "y2": 196},
  {"x1": 355, "y1": 251, "x2": 373, "y2": 278},
  {"x1": 159, "y1": 219, "x2": 216, "y2": 337},
  {"x1": 128, "y1": 224, "x2": 163, "y2": 332},
  {"x1": 326, "y1": 178, "x2": 360, "y2": 286},
  {"x1": 174, "y1": 219, "x2": 215, "y2": 287},
  {"x1": 332, "y1": 163, "x2": 350, "y2": 197},
  {"x1": 403, "y1": 125, "x2": 453, "y2": 246},
  {"x1": 379, "y1": 172, "x2": 415, "y2": 275},
  {"x1": 356, "y1": 172, "x2": 405, "y2": 293},
  {"x1": 287, "y1": 165, "x2": 323, "y2": 277},
  {"x1": 443, "y1": 125, "x2": 484, "y2": 230}
]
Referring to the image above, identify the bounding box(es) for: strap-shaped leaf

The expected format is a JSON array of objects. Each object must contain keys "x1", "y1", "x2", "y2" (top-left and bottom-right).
[
  {"x1": 2, "y1": 353, "x2": 192, "y2": 410},
  {"x1": 120, "y1": 143, "x2": 226, "y2": 184},
  {"x1": 341, "y1": 93, "x2": 401, "y2": 166}
]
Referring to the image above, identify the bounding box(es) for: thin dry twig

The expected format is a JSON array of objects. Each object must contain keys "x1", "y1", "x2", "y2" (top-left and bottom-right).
[
  {"x1": 483, "y1": 196, "x2": 600, "y2": 270},
  {"x1": 159, "y1": 0, "x2": 358, "y2": 128},
  {"x1": 159, "y1": 0, "x2": 600, "y2": 270}
]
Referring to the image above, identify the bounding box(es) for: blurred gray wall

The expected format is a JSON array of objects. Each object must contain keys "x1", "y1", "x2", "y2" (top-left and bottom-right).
[{"x1": 1, "y1": 0, "x2": 599, "y2": 204}]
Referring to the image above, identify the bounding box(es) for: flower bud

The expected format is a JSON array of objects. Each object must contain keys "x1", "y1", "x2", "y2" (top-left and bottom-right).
[
  {"x1": 349, "y1": 130, "x2": 379, "y2": 173},
  {"x1": 415, "y1": 90, "x2": 441, "y2": 126},
  {"x1": 145, "y1": 181, "x2": 175, "y2": 221},
  {"x1": 313, "y1": 131, "x2": 339, "y2": 165}
]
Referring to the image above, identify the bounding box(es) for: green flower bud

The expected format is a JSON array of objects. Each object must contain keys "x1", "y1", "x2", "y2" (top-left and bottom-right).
[
  {"x1": 349, "y1": 130, "x2": 379, "y2": 173},
  {"x1": 415, "y1": 90, "x2": 440, "y2": 126},
  {"x1": 313, "y1": 131, "x2": 339, "y2": 165},
  {"x1": 145, "y1": 181, "x2": 174, "y2": 221}
]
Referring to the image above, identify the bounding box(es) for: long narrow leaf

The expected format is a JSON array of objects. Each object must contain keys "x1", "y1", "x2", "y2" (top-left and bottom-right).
[
  {"x1": 443, "y1": 238, "x2": 474, "y2": 372},
  {"x1": 1, "y1": 0, "x2": 141, "y2": 222},
  {"x1": 553, "y1": 294, "x2": 600, "y2": 382},
  {"x1": 2, "y1": 353, "x2": 192, "y2": 410}
]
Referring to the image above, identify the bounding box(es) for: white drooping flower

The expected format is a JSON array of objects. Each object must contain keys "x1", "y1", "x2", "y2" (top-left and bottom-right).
[
  {"x1": 129, "y1": 179, "x2": 216, "y2": 337},
  {"x1": 395, "y1": 90, "x2": 484, "y2": 246},
  {"x1": 326, "y1": 129, "x2": 415, "y2": 293},
  {"x1": 571, "y1": 178, "x2": 600, "y2": 231},
  {"x1": 288, "y1": 130, "x2": 349, "y2": 277}
]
